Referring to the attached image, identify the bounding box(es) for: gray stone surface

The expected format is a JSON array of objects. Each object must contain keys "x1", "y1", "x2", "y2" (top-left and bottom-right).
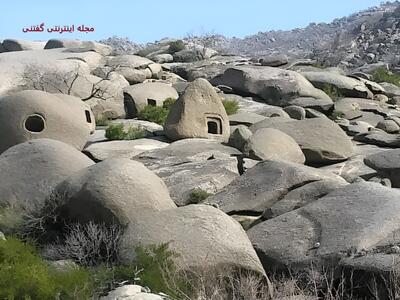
[
  {"x1": 0, "y1": 139, "x2": 94, "y2": 213},
  {"x1": 120, "y1": 205, "x2": 265, "y2": 275},
  {"x1": 243, "y1": 128, "x2": 305, "y2": 163},
  {"x1": 206, "y1": 160, "x2": 346, "y2": 215},
  {"x1": 248, "y1": 182, "x2": 400, "y2": 270},
  {"x1": 83, "y1": 139, "x2": 169, "y2": 161},
  {"x1": 53, "y1": 158, "x2": 176, "y2": 226},
  {"x1": 250, "y1": 118, "x2": 353, "y2": 164},
  {"x1": 211, "y1": 66, "x2": 331, "y2": 106},
  {"x1": 164, "y1": 78, "x2": 230, "y2": 142},
  {"x1": 0, "y1": 90, "x2": 94, "y2": 153}
]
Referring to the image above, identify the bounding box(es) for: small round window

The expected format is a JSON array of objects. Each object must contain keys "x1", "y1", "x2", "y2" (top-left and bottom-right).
[{"x1": 24, "y1": 114, "x2": 45, "y2": 133}]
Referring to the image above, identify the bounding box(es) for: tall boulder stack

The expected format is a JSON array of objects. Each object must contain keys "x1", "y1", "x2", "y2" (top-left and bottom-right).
[
  {"x1": 0, "y1": 90, "x2": 94, "y2": 153},
  {"x1": 164, "y1": 78, "x2": 230, "y2": 142}
]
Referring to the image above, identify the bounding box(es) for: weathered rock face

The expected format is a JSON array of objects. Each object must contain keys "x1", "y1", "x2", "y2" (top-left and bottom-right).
[
  {"x1": 83, "y1": 139, "x2": 169, "y2": 161},
  {"x1": 285, "y1": 97, "x2": 334, "y2": 113},
  {"x1": 106, "y1": 55, "x2": 156, "y2": 84},
  {"x1": 133, "y1": 139, "x2": 240, "y2": 206},
  {"x1": 250, "y1": 118, "x2": 353, "y2": 164},
  {"x1": 45, "y1": 39, "x2": 112, "y2": 56},
  {"x1": 258, "y1": 54, "x2": 288, "y2": 67},
  {"x1": 0, "y1": 90, "x2": 94, "y2": 153},
  {"x1": 0, "y1": 139, "x2": 94, "y2": 213},
  {"x1": 243, "y1": 128, "x2": 305, "y2": 164},
  {"x1": 120, "y1": 205, "x2": 265, "y2": 275},
  {"x1": 52, "y1": 159, "x2": 176, "y2": 226},
  {"x1": 123, "y1": 82, "x2": 178, "y2": 117},
  {"x1": 164, "y1": 78, "x2": 230, "y2": 142},
  {"x1": 248, "y1": 182, "x2": 400, "y2": 271},
  {"x1": 211, "y1": 66, "x2": 331, "y2": 106},
  {"x1": 364, "y1": 149, "x2": 400, "y2": 187},
  {"x1": 302, "y1": 71, "x2": 373, "y2": 99},
  {"x1": 100, "y1": 285, "x2": 164, "y2": 300},
  {"x1": 228, "y1": 125, "x2": 253, "y2": 151},
  {"x1": 206, "y1": 160, "x2": 346, "y2": 215},
  {"x1": 2, "y1": 39, "x2": 45, "y2": 52}
]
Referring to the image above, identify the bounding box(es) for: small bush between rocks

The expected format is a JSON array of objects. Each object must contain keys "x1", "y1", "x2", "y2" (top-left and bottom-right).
[
  {"x1": 0, "y1": 237, "x2": 94, "y2": 299},
  {"x1": 320, "y1": 83, "x2": 343, "y2": 101},
  {"x1": 372, "y1": 67, "x2": 400, "y2": 86},
  {"x1": 44, "y1": 222, "x2": 123, "y2": 267},
  {"x1": 169, "y1": 40, "x2": 186, "y2": 54},
  {"x1": 138, "y1": 98, "x2": 177, "y2": 125},
  {"x1": 105, "y1": 123, "x2": 147, "y2": 140},
  {"x1": 95, "y1": 115, "x2": 111, "y2": 126},
  {"x1": 188, "y1": 188, "x2": 213, "y2": 204},
  {"x1": 222, "y1": 99, "x2": 240, "y2": 115}
]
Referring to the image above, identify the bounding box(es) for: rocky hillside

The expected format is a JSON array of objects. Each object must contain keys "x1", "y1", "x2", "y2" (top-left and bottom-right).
[
  {"x1": 102, "y1": 1, "x2": 400, "y2": 71},
  {"x1": 2, "y1": 34, "x2": 400, "y2": 298}
]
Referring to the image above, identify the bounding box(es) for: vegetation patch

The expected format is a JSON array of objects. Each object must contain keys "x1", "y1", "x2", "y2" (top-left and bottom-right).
[
  {"x1": 138, "y1": 98, "x2": 176, "y2": 125},
  {"x1": 319, "y1": 83, "x2": 343, "y2": 101},
  {"x1": 0, "y1": 238, "x2": 93, "y2": 299},
  {"x1": 222, "y1": 99, "x2": 240, "y2": 115},
  {"x1": 372, "y1": 67, "x2": 400, "y2": 86},
  {"x1": 188, "y1": 188, "x2": 213, "y2": 204},
  {"x1": 105, "y1": 123, "x2": 147, "y2": 140}
]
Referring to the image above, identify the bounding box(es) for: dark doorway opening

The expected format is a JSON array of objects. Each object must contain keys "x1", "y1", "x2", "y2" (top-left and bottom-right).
[
  {"x1": 85, "y1": 110, "x2": 92, "y2": 123},
  {"x1": 207, "y1": 117, "x2": 222, "y2": 134},
  {"x1": 123, "y1": 93, "x2": 137, "y2": 118},
  {"x1": 147, "y1": 99, "x2": 157, "y2": 106},
  {"x1": 25, "y1": 114, "x2": 45, "y2": 133}
]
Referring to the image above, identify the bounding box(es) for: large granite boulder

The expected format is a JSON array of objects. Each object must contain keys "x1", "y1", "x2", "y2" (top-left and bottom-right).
[
  {"x1": 0, "y1": 90, "x2": 94, "y2": 153},
  {"x1": 243, "y1": 128, "x2": 305, "y2": 164},
  {"x1": 83, "y1": 139, "x2": 169, "y2": 161},
  {"x1": 133, "y1": 139, "x2": 240, "y2": 206},
  {"x1": 302, "y1": 71, "x2": 373, "y2": 99},
  {"x1": 250, "y1": 118, "x2": 353, "y2": 164},
  {"x1": 364, "y1": 149, "x2": 400, "y2": 187},
  {"x1": 164, "y1": 79, "x2": 230, "y2": 142},
  {"x1": 2, "y1": 39, "x2": 45, "y2": 52},
  {"x1": 211, "y1": 66, "x2": 331, "y2": 106},
  {"x1": 0, "y1": 139, "x2": 94, "y2": 213},
  {"x1": 50, "y1": 159, "x2": 176, "y2": 226},
  {"x1": 123, "y1": 82, "x2": 178, "y2": 117},
  {"x1": 206, "y1": 160, "x2": 346, "y2": 215},
  {"x1": 120, "y1": 205, "x2": 265, "y2": 275},
  {"x1": 248, "y1": 182, "x2": 400, "y2": 271}
]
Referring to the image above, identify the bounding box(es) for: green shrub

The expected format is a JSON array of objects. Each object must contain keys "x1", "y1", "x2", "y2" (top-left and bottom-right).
[
  {"x1": 0, "y1": 206, "x2": 23, "y2": 235},
  {"x1": 95, "y1": 115, "x2": 111, "y2": 126},
  {"x1": 105, "y1": 124, "x2": 146, "y2": 140},
  {"x1": 188, "y1": 188, "x2": 213, "y2": 204},
  {"x1": 319, "y1": 83, "x2": 343, "y2": 101},
  {"x1": 222, "y1": 99, "x2": 239, "y2": 115},
  {"x1": 135, "y1": 243, "x2": 190, "y2": 298},
  {"x1": 0, "y1": 238, "x2": 93, "y2": 299},
  {"x1": 168, "y1": 40, "x2": 185, "y2": 54},
  {"x1": 372, "y1": 67, "x2": 400, "y2": 86},
  {"x1": 163, "y1": 97, "x2": 176, "y2": 110},
  {"x1": 138, "y1": 98, "x2": 176, "y2": 125}
]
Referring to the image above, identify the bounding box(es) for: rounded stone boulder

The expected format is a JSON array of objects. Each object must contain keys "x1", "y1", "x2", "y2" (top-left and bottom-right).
[
  {"x1": 0, "y1": 139, "x2": 94, "y2": 213},
  {"x1": 243, "y1": 128, "x2": 305, "y2": 163},
  {"x1": 164, "y1": 78, "x2": 230, "y2": 142},
  {"x1": 52, "y1": 158, "x2": 176, "y2": 226},
  {"x1": 0, "y1": 90, "x2": 94, "y2": 153},
  {"x1": 123, "y1": 82, "x2": 178, "y2": 117},
  {"x1": 120, "y1": 204, "x2": 265, "y2": 275}
]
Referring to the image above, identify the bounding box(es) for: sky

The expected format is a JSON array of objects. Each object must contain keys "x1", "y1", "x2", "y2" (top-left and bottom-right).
[{"x1": 0, "y1": 0, "x2": 393, "y2": 44}]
